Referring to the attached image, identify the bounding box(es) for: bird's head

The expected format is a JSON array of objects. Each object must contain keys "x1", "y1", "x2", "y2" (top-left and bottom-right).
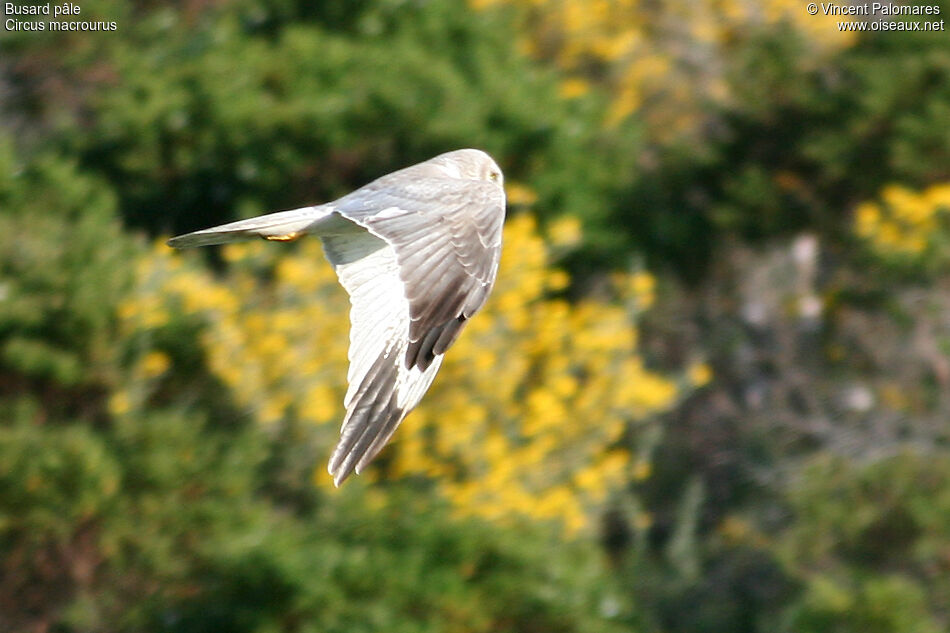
[{"x1": 431, "y1": 149, "x2": 504, "y2": 188}]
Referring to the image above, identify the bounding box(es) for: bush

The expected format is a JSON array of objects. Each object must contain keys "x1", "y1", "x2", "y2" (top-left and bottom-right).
[{"x1": 776, "y1": 453, "x2": 950, "y2": 633}]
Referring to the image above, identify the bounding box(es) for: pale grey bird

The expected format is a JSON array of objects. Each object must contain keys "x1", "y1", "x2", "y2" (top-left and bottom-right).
[{"x1": 168, "y1": 149, "x2": 506, "y2": 485}]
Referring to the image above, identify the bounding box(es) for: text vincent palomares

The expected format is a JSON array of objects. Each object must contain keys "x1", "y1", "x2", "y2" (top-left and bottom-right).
[{"x1": 816, "y1": 2, "x2": 941, "y2": 15}]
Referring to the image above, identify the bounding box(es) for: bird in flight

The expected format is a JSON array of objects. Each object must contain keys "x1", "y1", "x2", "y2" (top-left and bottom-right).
[{"x1": 168, "y1": 149, "x2": 506, "y2": 485}]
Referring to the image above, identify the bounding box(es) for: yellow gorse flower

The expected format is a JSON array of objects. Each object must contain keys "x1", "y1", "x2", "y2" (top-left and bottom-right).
[
  {"x1": 854, "y1": 182, "x2": 950, "y2": 263},
  {"x1": 470, "y1": 0, "x2": 855, "y2": 138}
]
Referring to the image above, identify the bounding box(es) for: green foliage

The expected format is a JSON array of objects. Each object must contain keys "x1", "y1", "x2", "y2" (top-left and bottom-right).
[
  {"x1": 0, "y1": 422, "x2": 119, "y2": 629},
  {"x1": 776, "y1": 453, "x2": 950, "y2": 633},
  {"x1": 784, "y1": 575, "x2": 940, "y2": 633},
  {"x1": 2, "y1": 407, "x2": 631, "y2": 632},
  {"x1": 0, "y1": 423, "x2": 119, "y2": 536},
  {"x1": 0, "y1": 135, "x2": 133, "y2": 404},
  {"x1": 590, "y1": 5, "x2": 950, "y2": 276},
  {"x1": 724, "y1": 19, "x2": 950, "y2": 224}
]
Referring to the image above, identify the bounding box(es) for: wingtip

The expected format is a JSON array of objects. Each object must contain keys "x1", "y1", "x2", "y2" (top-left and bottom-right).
[
  {"x1": 331, "y1": 471, "x2": 348, "y2": 488},
  {"x1": 328, "y1": 462, "x2": 350, "y2": 487}
]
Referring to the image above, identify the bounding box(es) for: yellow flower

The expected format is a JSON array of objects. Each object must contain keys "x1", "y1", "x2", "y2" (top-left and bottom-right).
[
  {"x1": 505, "y1": 182, "x2": 539, "y2": 206},
  {"x1": 312, "y1": 465, "x2": 340, "y2": 491},
  {"x1": 630, "y1": 271, "x2": 656, "y2": 308},
  {"x1": 632, "y1": 459, "x2": 651, "y2": 481},
  {"x1": 301, "y1": 384, "x2": 338, "y2": 422},
  {"x1": 925, "y1": 183, "x2": 950, "y2": 209},
  {"x1": 881, "y1": 184, "x2": 915, "y2": 211},
  {"x1": 559, "y1": 78, "x2": 591, "y2": 99},
  {"x1": 472, "y1": 0, "x2": 854, "y2": 138},
  {"x1": 718, "y1": 515, "x2": 751, "y2": 544},
  {"x1": 547, "y1": 216, "x2": 582, "y2": 248},
  {"x1": 108, "y1": 390, "x2": 131, "y2": 417},
  {"x1": 853, "y1": 183, "x2": 950, "y2": 262},
  {"x1": 687, "y1": 362, "x2": 712, "y2": 387},
  {"x1": 854, "y1": 202, "x2": 880, "y2": 238},
  {"x1": 222, "y1": 241, "x2": 259, "y2": 263},
  {"x1": 117, "y1": 300, "x2": 139, "y2": 322},
  {"x1": 141, "y1": 351, "x2": 171, "y2": 378}
]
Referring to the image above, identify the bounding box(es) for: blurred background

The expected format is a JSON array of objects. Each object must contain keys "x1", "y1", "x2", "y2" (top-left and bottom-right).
[{"x1": 2, "y1": 1, "x2": 950, "y2": 631}]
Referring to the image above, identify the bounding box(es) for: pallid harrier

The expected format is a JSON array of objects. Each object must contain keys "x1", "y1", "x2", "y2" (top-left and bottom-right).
[{"x1": 168, "y1": 149, "x2": 506, "y2": 485}]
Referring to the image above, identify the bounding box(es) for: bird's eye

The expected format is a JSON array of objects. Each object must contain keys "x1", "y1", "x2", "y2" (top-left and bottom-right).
[{"x1": 489, "y1": 171, "x2": 500, "y2": 182}]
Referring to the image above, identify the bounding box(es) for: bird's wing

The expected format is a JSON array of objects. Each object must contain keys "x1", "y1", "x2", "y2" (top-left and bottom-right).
[
  {"x1": 321, "y1": 230, "x2": 444, "y2": 486},
  {"x1": 323, "y1": 176, "x2": 504, "y2": 484},
  {"x1": 335, "y1": 175, "x2": 506, "y2": 371},
  {"x1": 166, "y1": 206, "x2": 350, "y2": 248}
]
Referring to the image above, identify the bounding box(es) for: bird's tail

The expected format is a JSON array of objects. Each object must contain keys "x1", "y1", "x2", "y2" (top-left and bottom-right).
[{"x1": 167, "y1": 205, "x2": 336, "y2": 249}]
